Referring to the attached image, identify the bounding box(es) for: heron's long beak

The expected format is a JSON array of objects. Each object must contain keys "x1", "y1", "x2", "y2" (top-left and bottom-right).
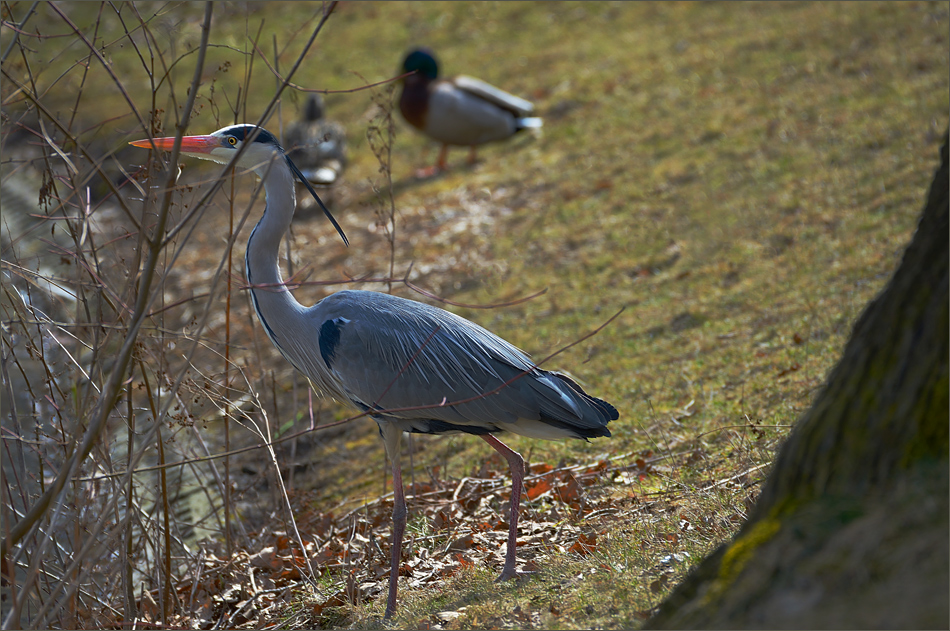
[{"x1": 129, "y1": 135, "x2": 219, "y2": 153}]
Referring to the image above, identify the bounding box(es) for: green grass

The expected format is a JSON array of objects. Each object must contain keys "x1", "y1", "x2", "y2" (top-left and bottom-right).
[{"x1": 2, "y1": 1, "x2": 947, "y2": 628}]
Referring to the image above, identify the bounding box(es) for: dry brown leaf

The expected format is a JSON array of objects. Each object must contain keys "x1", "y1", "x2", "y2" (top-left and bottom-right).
[
  {"x1": 525, "y1": 476, "x2": 552, "y2": 500},
  {"x1": 279, "y1": 565, "x2": 301, "y2": 580},
  {"x1": 555, "y1": 472, "x2": 584, "y2": 508},
  {"x1": 249, "y1": 546, "x2": 282, "y2": 571},
  {"x1": 568, "y1": 532, "x2": 598, "y2": 556},
  {"x1": 529, "y1": 462, "x2": 554, "y2": 474},
  {"x1": 311, "y1": 544, "x2": 335, "y2": 567},
  {"x1": 448, "y1": 533, "x2": 475, "y2": 552},
  {"x1": 777, "y1": 362, "x2": 801, "y2": 377},
  {"x1": 432, "y1": 508, "x2": 454, "y2": 531},
  {"x1": 650, "y1": 575, "x2": 670, "y2": 593},
  {"x1": 313, "y1": 591, "x2": 348, "y2": 615}
]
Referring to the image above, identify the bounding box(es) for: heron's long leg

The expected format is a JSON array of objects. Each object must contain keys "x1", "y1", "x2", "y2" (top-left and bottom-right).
[
  {"x1": 380, "y1": 424, "x2": 406, "y2": 619},
  {"x1": 481, "y1": 434, "x2": 525, "y2": 580},
  {"x1": 385, "y1": 454, "x2": 407, "y2": 618}
]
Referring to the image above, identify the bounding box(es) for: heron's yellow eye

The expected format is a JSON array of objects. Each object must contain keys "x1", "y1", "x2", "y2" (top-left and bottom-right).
[{"x1": 227, "y1": 137, "x2": 238, "y2": 146}]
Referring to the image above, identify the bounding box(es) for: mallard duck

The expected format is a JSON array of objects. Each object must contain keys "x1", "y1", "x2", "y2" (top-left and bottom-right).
[
  {"x1": 285, "y1": 93, "x2": 347, "y2": 187},
  {"x1": 398, "y1": 48, "x2": 542, "y2": 176}
]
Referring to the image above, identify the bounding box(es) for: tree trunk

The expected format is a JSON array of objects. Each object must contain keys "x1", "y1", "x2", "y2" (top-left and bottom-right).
[{"x1": 647, "y1": 133, "x2": 949, "y2": 629}]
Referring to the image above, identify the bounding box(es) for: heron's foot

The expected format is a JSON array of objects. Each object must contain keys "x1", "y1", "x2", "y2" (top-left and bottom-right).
[{"x1": 495, "y1": 566, "x2": 536, "y2": 583}]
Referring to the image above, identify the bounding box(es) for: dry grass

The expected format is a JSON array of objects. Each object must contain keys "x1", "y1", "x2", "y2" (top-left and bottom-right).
[{"x1": 1, "y1": 1, "x2": 947, "y2": 628}]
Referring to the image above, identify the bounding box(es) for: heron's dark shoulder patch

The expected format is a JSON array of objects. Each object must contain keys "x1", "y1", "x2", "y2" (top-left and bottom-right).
[{"x1": 319, "y1": 317, "x2": 346, "y2": 369}]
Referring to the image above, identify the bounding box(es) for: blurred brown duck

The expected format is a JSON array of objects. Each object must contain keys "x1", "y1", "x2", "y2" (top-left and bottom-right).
[
  {"x1": 398, "y1": 48, "x2": 542, "y2": 177},
  {"x1": 285, "y1": 93, "x2": 347, "y2": 187}
]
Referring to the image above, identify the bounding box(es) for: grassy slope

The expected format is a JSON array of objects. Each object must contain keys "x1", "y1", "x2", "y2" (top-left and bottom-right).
[
  {"x1": 263, "y1": 3, "x2": 947, "y2": 627},
  {"x1": 6, "y1": 1, "x2": 947, "y2": 628}
]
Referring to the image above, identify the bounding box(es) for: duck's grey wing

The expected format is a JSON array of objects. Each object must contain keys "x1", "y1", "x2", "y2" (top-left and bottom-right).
[{"x1": 453, "y1": 75, "x2": 535, "y2": 117}]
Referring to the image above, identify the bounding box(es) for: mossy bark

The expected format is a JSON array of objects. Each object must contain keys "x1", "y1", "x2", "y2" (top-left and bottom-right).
[{"x1": 647, "y1": 134, "x2": 949, "y2": 629}]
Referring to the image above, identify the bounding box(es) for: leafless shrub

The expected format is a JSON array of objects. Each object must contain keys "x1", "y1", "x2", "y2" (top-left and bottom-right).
[{"x1": 1, "y1": 3, "x2": 339, "y2": 627}]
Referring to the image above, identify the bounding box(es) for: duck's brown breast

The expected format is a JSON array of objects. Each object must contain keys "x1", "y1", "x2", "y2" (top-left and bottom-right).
[{"x1": 399, "y1": 76, "x2": 430, "y2": 131}]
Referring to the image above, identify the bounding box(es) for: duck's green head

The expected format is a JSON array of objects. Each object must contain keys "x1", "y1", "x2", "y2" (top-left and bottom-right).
[{"x1": 402, "y1": 48, "x2": 439, "y2": 80}]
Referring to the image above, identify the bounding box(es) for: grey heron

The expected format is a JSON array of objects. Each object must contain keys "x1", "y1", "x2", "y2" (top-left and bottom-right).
[
  {"x1": 130, "y1": 124, "x2": 617, "y2": 618},
  {"x1": 399, "y1": 48, "x2": 543, "y2": 177}
]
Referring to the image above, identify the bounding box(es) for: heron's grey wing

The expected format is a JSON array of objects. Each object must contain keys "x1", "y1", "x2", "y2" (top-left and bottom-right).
[
  {"x1": 317, "y1": 294, "x2": 534, "y2": 424},
  {"x1": 453, "y1": 75, "x2": 534, "y2": 116},
  {"x1": 307, "y1": 291, "x2": 613, "y2": 439}
]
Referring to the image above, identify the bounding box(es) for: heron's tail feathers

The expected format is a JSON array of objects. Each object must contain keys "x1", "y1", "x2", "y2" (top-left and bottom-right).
[{"x1": 532, "y1": 371, "x2": 617, "y2": 439}]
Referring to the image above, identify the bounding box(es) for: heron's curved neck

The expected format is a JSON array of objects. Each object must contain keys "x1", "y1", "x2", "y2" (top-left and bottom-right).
[{"x1": 245, "y1": 159, "x2": 307, "y2": 338}]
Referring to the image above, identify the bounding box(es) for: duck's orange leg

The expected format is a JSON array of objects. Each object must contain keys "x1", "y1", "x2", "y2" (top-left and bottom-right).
[{"x1": 413, "y1": 145, "x2": 449, "y2": 179}]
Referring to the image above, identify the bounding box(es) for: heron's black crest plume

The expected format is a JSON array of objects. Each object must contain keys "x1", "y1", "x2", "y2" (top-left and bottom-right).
[
  {"x1": 227, "y1": 125, "x2": 279, "y2": 145},
  {"x1": 219, "y1": 124, "x2": 347, "y2": 246},
  {"x1": 285, "y1": 154, "x2": 348, "y2": 246}
]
